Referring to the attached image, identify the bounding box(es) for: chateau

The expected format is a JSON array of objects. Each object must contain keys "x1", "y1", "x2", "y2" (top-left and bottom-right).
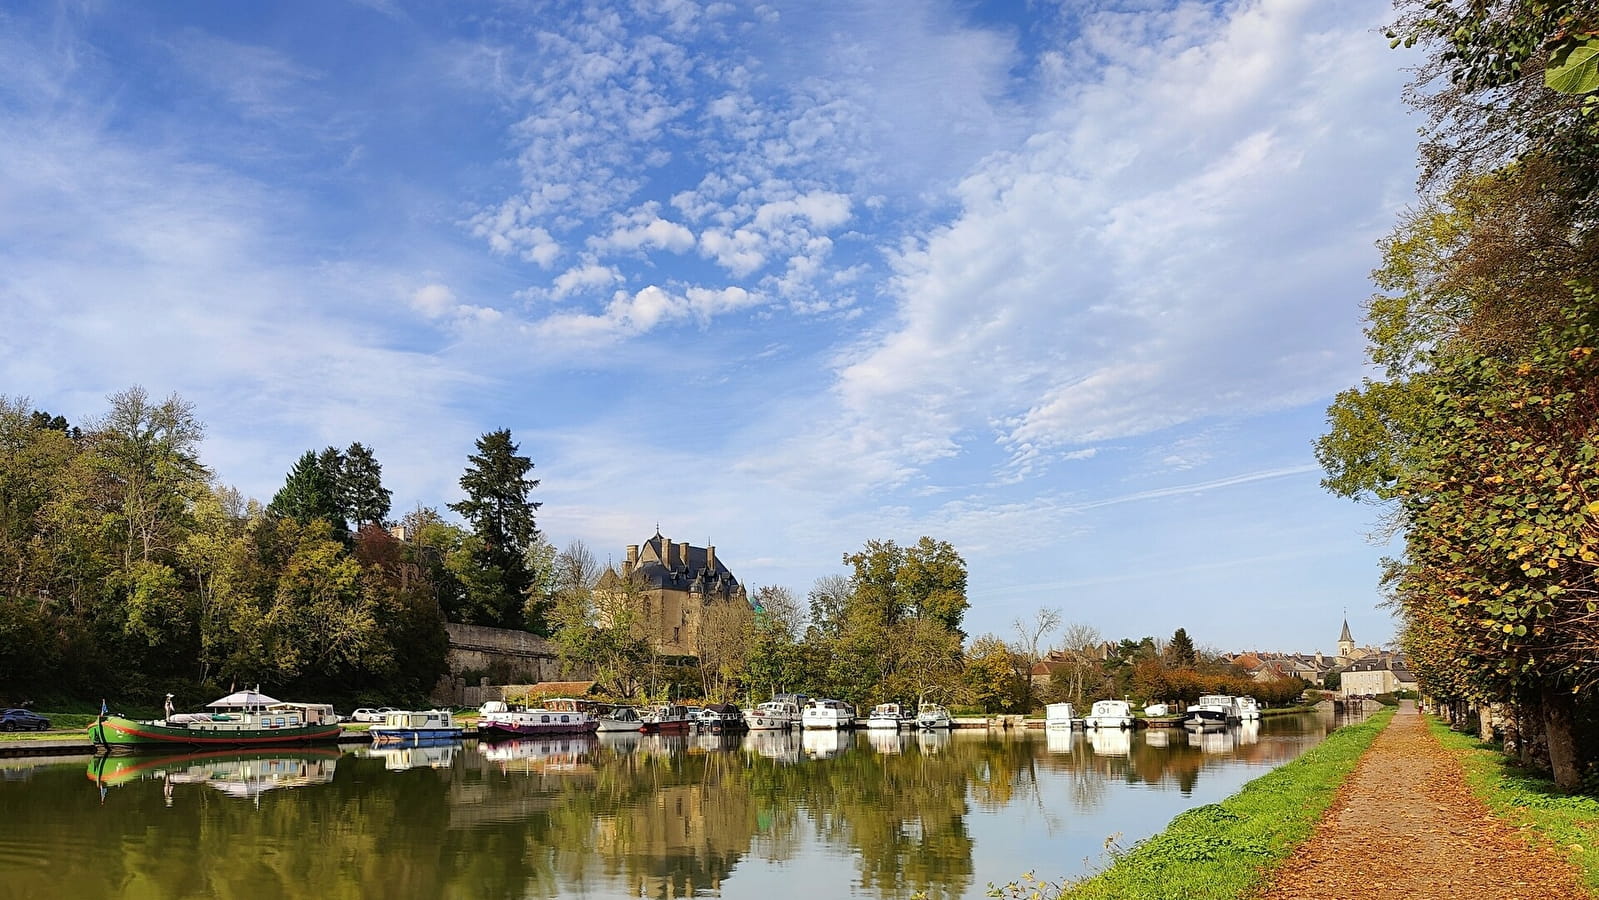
[{"x1": 593, "y1": 531, "x2": 750, "y2": 658}]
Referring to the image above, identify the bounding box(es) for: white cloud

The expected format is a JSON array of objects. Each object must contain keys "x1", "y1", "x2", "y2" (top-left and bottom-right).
[
  {"x1": 824, "y1": 0, "x2": 1412, "y2": 482},
  {"x1": 551, "y1": 263, "x2": 623, "y2": 300},
  {"x1": 410, "y1": 283, "x2": 456, "y2": 317}
]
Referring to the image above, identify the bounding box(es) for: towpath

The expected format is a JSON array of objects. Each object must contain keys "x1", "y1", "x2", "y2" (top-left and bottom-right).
[{"x1": 1257, "y1": 700, "x2": 1590, "y2": 900}]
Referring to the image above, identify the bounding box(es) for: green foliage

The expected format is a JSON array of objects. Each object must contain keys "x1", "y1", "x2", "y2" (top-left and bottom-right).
[
  {"x1": 267, "y1": 450, "x2": 344, "y2": 534},
  {"x1": 339, "y1": 441, "x2": 392, "y2": 527},
  {"x1": 1546, "y1": 35, "x2": 1599, "y2": 94},
  {"x1": 448, "y1": 429, "x2": 541, "y2": 629}
]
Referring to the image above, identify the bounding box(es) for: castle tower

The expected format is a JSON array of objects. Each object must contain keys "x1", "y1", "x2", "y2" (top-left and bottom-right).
[{"x1": 1338, "y1": 619, "x2": 1355, "y2": 661}]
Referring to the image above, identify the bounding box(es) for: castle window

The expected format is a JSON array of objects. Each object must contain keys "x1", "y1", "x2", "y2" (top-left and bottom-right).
[{"x1": 673, "y1": 626, "x2": 680, "y2": 643}]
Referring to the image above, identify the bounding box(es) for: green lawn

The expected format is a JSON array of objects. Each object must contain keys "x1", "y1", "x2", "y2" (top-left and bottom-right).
[
  {"x1": 991, "y1": 707, "x2": 1395, "y2": 900},
  {"x1": 1428, "y1": 717, "x2": 1599, "y2": 895}
]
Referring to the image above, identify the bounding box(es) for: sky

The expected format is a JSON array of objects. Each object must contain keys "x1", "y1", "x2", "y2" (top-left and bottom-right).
[{"x1": 0, "y1": 0, "x2": 1421, "y2": 655}]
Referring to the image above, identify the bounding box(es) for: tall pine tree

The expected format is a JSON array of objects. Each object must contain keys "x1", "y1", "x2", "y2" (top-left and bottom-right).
[
  {"x1": 340, "y1": 442, "x2": 392, "y2": 528},
  {"x1": 448, "y1": 429, "x2": 541, "y2": 628},
  {"x1": 267, "y1": 450, "x2": 344, "y2": 535}
]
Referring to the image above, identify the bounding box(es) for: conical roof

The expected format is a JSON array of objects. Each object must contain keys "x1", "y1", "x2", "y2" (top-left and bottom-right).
[
  {"x1": 1339, "y1": 619, "x2": 1353, "y2": 643},
  {"x1": 207, "y1": 689, "x2": 282, "y2": 709}
]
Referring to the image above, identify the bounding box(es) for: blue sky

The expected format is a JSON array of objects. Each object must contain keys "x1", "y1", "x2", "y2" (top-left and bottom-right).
[{"x1": 0, "y1": 0, "x2": 1418, "y2": 655}]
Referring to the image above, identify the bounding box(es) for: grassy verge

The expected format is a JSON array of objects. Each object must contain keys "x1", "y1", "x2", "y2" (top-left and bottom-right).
[
  {"x1": 1000, "y1": 706, "x2": 1394, "y2": 900},
  {"x1": 1427, "y1": 717, "x2": 1599, "y2": 894}
]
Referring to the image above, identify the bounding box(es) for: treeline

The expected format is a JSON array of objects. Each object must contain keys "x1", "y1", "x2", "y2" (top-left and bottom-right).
[
  {"x1": 1318, "y1": 3, "x2": 1599, "y2": 788},
  {"x1": 0, "y1": 389, "x2": 545, "y2": 706},
  {"x1": 964, "y1": 625, "x2": 1309, "y2": 714},
  {"x1": 543, "y1": 536, "x2": 975, "y2": 710}
]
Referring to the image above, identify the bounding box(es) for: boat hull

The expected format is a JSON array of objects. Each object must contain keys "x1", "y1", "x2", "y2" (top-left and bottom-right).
[
  {"x1": 88, "y1": 715, "x2": 342, "y2": 749},
  {"x1": 370, "y1": 728, "x2": 463, "y2": 745},
  {"x1": 478, "y1": 720, "x2": 600, "y2": 738}
]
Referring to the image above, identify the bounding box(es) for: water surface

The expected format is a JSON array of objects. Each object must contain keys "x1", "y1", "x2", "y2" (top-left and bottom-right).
[{"x1": 0, "y1": 712, "x2": 1357, "y2": 899}]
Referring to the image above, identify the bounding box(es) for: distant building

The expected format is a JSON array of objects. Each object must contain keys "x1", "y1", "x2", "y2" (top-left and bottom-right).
[
  {"x1": 1339, "y1": 651, "x2": 1419, "y2": 697},
  {"x1": 593, "y1": 530, "x2": 750, "y2": 658}
]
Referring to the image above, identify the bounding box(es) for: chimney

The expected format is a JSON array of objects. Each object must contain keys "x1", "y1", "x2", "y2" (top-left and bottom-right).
[
  {"x1": 706, "y1": 545, "x2": 717, "y2": 573},
  {"x1": 678, "y1": 542, "x2": 690, "y2": 570},
  {"x1": 659, "y1": 535, "x2": 672, "y2": 567}
]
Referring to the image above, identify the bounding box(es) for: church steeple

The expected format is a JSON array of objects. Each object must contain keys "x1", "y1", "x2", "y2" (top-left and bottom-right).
[{"x1": 1338, "y1": 619, "x2": 1355, "y2": 659}]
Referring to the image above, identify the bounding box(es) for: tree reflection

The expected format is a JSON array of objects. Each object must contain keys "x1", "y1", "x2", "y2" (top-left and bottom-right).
[{"x1": 0, "y1": 718, "x2": 1343, "y2": 899}]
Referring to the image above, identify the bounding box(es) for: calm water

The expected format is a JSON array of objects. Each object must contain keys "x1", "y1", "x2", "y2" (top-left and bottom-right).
[{"x1": 0, "y1": 713, "x2": 1358, "y2": 899}]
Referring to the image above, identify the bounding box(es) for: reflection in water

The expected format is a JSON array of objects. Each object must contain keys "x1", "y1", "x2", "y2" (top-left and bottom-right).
[
  {"x1": 1086, "y1": 728, "x2": 1132, "y2": 758},
  {"x1": 1144, "y1": 728, "x2": 1171, "y2": 748},
  {"x1": 87, "y1": 750, "x2": 338, "y2": 802},
  {"x1": 0, "y1": 713, "x2": 1355, "y2": 900},
  {"x1": 365, "y1": 743, "x2": 456, "y2": 771},
  {"x1": 1238, "y1": 721, "x2": 1261, "y2": 745}
]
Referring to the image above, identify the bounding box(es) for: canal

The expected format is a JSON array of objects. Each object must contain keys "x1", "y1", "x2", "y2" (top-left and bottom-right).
[{"x1": 0, "y1": 712, "x2": 1362, "y2": 899}]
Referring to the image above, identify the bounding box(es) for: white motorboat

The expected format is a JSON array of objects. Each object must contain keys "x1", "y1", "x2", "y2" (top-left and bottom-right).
[
  {"x1": 478, "y1": 698, "x2": 599, "y2": 738},
  {"x1": 746, "y1": 699, "x2": 801, "y2": 731},
  {"x1": 1233, "y1": 696, "x2": 1262, "y2": 721},
  {"x1": 801, "y1": 698, "x2": 855, "y2": 730},
  {"x1": 1083, "y1": 699, "x2": 1134, "y2": 730},
  {"x1": 370, "y1": 709, "x2": 462, "y2": 745},
  {"x1": 596, "y1": 706, "x2": 644, "y2": 732},
  {"x1": 914, "y1": 702, "x2": 952, "y2": 731},
  {"x1": 865, "y1": 702, "x2": 908, "y2": 730},
  {"x1": 1045, "y1": 702, "x2": 1076, "y2": 730},
  {"x1": 1143, "y1": 702, "x2": 1170, "y2": 717},
  {"x1": 697, "y1": 703, "x2": 747, "y2": 733},
  {"x1": 1183, "y1": 694, "x2": 1235, "y2": 732}
]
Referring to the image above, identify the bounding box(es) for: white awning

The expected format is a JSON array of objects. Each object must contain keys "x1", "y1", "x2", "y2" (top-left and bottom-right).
[{"x1": 207, "y1": 689, "x2": 282, "y2": 709}]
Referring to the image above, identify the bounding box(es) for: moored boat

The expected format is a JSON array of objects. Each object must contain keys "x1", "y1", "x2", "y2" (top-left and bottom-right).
[
  {"x1": 1182, "y1": 694, "x2": 1235, "y2": 732},
  {"x1": 1233, "y1": 696, "x2": 1262, "y2": 721},
  {"x1": 1045, "y1": 702, "x2": 1076, "y2": 730},
  {"x1": 640, "y1": 703, "x2": 695, "y2": 734},
  {"x1": 369, "y1": 708, "x2": 463, "y2": 745},
  {"x1": 87, "y1": 689, "x2": 342, "y2": 750},
  {"x1": 1083, "y1": 699, "x2": 1134, "y2": 730},
  {"x1": 745, "y1": 699, "x2": 801, "y2": 731},
  {"x1": 914, "y1": 702, "x2": 952, "y2": 731},
  {"x1": 801, "y1": 698, "x2": 855, "y2": 730},
  {"x1": 478, "y1": 698, "x2": 600, "y2": 738},
  {"x1": 697, "y1": 703, "x2": 747, "y2": 733},
  {"x1": 595, "y1": 705, "x2": 644, "y2": 732},
  {"x1": 865, "y1": 702, "x2": 908, "y2": 730}
]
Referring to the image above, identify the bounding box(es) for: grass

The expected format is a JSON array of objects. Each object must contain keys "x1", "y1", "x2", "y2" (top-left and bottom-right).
[
  {"x1": 1427, "y1": 717, "x2": 1599, "y2": 895},
  {"x1": 992, "y1": 706, "x2": 1395, "y2": 900}
]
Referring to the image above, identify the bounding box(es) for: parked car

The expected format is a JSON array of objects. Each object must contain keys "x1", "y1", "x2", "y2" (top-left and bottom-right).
[
  {"x1": 0, "y1": 708, "x2": 50, "y2": 732},
  {"x1": 350, "y1": 707, "x2": 397, "y2": 723}
]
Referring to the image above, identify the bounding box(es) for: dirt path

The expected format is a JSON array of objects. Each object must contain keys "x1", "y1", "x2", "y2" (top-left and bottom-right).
[{"x1": 1257, "y1": 701, "x2": 1590, "y2": 900}]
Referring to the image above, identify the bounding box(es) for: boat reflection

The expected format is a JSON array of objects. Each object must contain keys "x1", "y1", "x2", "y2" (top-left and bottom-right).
[
  {"x1": 1143, "y1": 728, "x2": 1172, "y2": 748},
  {"x1": 1086, "y1": 728, "x2": 1131, "y2": 758},
  {"x1": 1238, "y1": 721, "x2": 1261, "y2": 745},
  {"x1": 742, "y1": 728, "x2": 799, "y2": 763},
  {"x1": 864, "y1": 728, "x2": 904, "y2": 755},
  {"x1": 366, "y1": 743, "x2": 455, "y2": 771},
  {"x1": 87, "y1": 749, "x2": 338, "y2": 802},
  {"x1": 597, "y1": 729, "x2": 644, "y2": 754},
  {"x1": 478, "y1": 735, "x2": 597, "y2": 775},
  {"x1": 801, "y1": 728, "x2": 852, "y2": 759},
  {"x1": 1187, "y1": 728, "x2": 1238, "y2": 754},
  {"x1": 914, "y1": 729, "x2": 950, "y2": 755},
  {"x1": 1044, "y1": 727, "x2": 1078, "y2": 754}
]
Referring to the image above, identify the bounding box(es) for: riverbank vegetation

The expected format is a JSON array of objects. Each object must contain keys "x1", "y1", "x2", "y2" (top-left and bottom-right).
[
  {"x1": 1429, "y1": 716, "x2": 1599, "y2": 893},
  {"x1": 986, "y1": 708, "x2": 1394, "y2": 900},
  {"x1": 2, "y1": 390, "x2": 1305, "y2": 715},
  {"x1": 1316, "y1": 1, "x2": 1599, "y2": 790}
]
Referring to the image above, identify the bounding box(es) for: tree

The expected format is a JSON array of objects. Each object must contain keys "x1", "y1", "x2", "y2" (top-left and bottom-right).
[
  {"x1": 268, "y1": 451, "x2": 343, "y2": 533},
  {"x1": 964, "y1": 634, "x2": 1023, "y2": 713},
  {"x1": 447, "y1": 430, "x2": 541, "y2": 628},
  {"x1": 1166, "y1": 627, "x2": 1197, "y2": 668},
  {"x1": 805, "y1": 574, "x2": 853, "y2": 639},
  {"x1": 339, "y1": 442, "x2": 392, "y2": 528},
  {"x1": 90, "y1": 386, "x2": 208, "y2": 567},
  {"x1": 1012, "y1": 606, "x2": 1061, "y2": 712}
]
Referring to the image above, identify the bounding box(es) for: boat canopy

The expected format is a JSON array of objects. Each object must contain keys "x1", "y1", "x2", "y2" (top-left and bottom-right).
[{"x1": 206, "y1": 689, "x2": 282, "y2": 710}]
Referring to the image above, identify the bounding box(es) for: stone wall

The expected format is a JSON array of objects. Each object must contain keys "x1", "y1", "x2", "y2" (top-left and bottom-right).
[{"x1": 430, "y1": 623, "x2": 591, "y2": 706}]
